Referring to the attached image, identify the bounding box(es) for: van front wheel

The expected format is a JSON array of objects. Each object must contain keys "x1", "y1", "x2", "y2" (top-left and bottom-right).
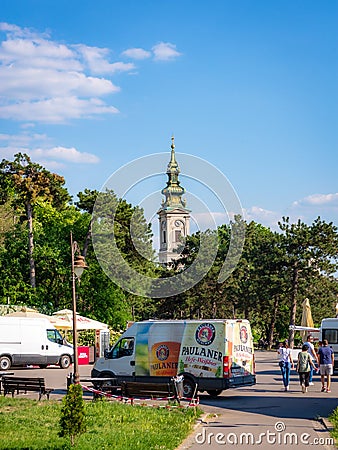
[
  {"x1": 0, "y1": 356, "x2": 11, "y2": 370},
  {"x1": 59, "y1": 355, "x2": 71, "y2": 369}
]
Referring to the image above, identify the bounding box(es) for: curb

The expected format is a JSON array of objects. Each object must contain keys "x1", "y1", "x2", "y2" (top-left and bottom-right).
[
  {"x1": 321, "y1": 417, "x2": 334, "y2": 432},
  {"x1": 176, "y1": 412, "x2": 211, "y2": 450}
]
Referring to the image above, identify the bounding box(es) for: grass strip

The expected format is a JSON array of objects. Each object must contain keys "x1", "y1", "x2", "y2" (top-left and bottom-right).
[{"x1": 0, "y1": 397, "x2": 201, "y2": 449}]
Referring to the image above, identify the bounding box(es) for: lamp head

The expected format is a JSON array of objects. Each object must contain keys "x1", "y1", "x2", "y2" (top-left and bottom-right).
[{"x1": 74, "y1": 255, "x2": 88, "y2": 279}]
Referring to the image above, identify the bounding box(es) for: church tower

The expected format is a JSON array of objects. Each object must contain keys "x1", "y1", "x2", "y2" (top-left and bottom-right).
[{"x1": 158, "y1": 137, "x2": 190, "y2": 264}]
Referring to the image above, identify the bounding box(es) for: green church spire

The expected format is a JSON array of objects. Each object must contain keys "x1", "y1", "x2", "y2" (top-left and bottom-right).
[{"x1": 161, "y1": 136, "x2": 187, "y2": 209}]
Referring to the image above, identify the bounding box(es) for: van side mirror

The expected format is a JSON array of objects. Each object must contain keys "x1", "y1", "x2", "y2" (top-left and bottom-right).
[{"x1": 104, "y1": 349, "x2": 110, "y2": 359}]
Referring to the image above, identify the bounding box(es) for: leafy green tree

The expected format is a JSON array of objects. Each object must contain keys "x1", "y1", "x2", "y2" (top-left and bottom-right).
[
  {"x1": 0, "y1": 153, "x2": 70, "y2": 288},
  {"x1": 91, "y1": 190, "x2": 157, "y2": 312},
  {"x1": 160, "y1": 216, "x2": 338, "y2": 348},
  {"x1": 0, "y1": 199, "x2": 16, "y2": 241},
  {"x1": 279, "y1": 217, "x2": 338, "y2": 345}
]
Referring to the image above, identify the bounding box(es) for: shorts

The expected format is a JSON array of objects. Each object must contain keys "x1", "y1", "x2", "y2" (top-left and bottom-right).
[{"x1": 320, "y1": 364, "x2": 333, "y2": 375}]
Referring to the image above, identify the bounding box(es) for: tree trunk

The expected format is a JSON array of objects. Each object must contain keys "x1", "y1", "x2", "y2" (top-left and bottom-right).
[
  {"x1": 26, "y1": 202, "x2": 36, "y2": 288},
  {"x1": 288, "y1": 262, "x2": 299, "y2": 348},
  {"x1": 82, "y1": 216, "x2": 94, "y2": 258},
  {"x1": 267, "y1": 295, "x2": 279, "y2": 349}
]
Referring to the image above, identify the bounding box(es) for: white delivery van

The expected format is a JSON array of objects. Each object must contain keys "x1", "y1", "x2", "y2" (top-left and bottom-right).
[
  {"x1": 320, "y1": 318, "x2": 338, "y2": 371},
  {"x1": 0, "y1": 317, "x2": 73, "y2": 370},
  {"x1": 91, "y1": 319, "x2": 256, "y2": 397}
]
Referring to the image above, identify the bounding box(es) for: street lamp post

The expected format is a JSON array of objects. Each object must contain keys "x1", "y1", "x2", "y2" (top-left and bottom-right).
[{"x1": 70, "y1": 231, "x2": 87, "y2": 384}]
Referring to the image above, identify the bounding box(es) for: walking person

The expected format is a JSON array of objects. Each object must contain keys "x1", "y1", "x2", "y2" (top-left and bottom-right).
[
  {"x1": 318, "y1": 339, "x2": 334, "y2": 393},
  {"x1": 277, "y1": 340, "x2": 294, "y2": 391},
  {"x1": 303, "y1": 335, "x2": 319, "y2": 385},
  {"x1": 297, "y1": 344, "x2": 317, "y2": 393}
]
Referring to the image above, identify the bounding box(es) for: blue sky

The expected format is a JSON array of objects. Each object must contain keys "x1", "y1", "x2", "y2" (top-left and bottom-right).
[{"x1": 0, "y1": 0, "x2": 337, "y2": 233}]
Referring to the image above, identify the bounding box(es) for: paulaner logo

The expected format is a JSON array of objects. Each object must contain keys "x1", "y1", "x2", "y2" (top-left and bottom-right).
[
  {"x1": 240, "y1": 325, "x2": 248, "y2": 344},
  {"x1": 195, "y1": 323, "x2": 216, "y2": 346},
  {"x1": 156, "y1": 344, "x2": 169, "y2": 361}
]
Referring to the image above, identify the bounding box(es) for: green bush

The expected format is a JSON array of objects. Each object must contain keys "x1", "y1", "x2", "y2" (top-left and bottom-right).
[{"x1": 59, "y1": 383, "x2": 86, "y2": 446}]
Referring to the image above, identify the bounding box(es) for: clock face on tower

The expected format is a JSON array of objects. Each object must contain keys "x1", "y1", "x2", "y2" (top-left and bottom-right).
[{"x1": 175, "y1": 220, "x2": 183, "y2": 227}]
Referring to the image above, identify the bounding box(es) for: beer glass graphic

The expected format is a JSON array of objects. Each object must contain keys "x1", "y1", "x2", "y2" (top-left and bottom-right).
[{"x1": 148, "y1": 323, "x2": 184, "y2": 376}]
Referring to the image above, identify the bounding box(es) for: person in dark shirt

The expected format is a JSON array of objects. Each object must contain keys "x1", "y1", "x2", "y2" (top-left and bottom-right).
[{"x1": 318, "y1": 339, "x2": 334, "y2": 393}]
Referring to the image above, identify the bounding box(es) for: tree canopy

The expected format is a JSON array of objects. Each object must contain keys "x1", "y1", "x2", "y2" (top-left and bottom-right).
[{"x1": 0, "y1": 154, "x2": 338, "y2": 346}]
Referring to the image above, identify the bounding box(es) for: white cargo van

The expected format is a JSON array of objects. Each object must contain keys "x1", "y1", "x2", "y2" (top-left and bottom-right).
[
  {"x1": 0, "y1": 317, "x2": 73, "y2": 370},
  {"x1": 320, "y1": 318, "x2": 338, "y2": 371},
  {"x1": 91, "y1": 319, "x2": 256, "y2": 397}
]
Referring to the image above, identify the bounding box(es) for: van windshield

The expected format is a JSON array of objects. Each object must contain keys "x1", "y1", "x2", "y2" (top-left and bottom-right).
[
  {"x1": 47, "y1": 329, "x2": 64, "y2": 344},
  {"x1": 110, "y1": 338, "x2": 134, "y2": 358}
]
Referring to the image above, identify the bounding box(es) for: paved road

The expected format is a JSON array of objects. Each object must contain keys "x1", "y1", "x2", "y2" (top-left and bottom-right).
[{"x1": 180, "y1": 350, "x2": 337, "y2": 449}]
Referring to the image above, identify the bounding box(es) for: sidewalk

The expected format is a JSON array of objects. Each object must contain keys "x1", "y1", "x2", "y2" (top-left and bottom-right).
[{"x1": 177, "y1": 351, "x2": 337, "y2": 449}]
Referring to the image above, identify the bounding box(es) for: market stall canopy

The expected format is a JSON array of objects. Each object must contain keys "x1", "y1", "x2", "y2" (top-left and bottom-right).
[
  {"x1": 5, "y1": 309, "x2": 51, "y2": 320},
  {"x1": 51, "y1": 309, "x2": 108, "y2": 330},
  {"x1": 5, "y1": 308, "x2": 70, "y2": 329}
]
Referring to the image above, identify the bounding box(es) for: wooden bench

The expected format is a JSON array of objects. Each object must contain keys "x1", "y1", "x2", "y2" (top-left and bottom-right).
[
  {"x1": 2, "y1": 376, "x2": 54, "y2": 400},
  {"x1": 121, "y1": 381, "x2": 181, "y2": 404}
]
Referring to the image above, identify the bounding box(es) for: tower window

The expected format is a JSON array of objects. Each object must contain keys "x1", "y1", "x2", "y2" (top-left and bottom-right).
[
  {"x1": 175, "y1": 230, "x2": 181, "y2": 242},
  {"x1": 163, "y1": 230, "x2": 166, "y2": 243}
]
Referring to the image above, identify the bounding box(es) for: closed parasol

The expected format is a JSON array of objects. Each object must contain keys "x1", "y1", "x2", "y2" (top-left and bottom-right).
[{"x1": 300, "y1": 298, "x2": 314, "y2": 342}]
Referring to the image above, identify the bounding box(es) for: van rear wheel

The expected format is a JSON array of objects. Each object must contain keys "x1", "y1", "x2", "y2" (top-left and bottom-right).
[
  {"x1": 183, "y1": 378, "x2": 197, "y2": 398},
  {"x1": 0, "y1": 356, "x2": 11, "y2": 370},
  {"x1": 207, "y1": 389, "x2": 223, "y2": 397}
]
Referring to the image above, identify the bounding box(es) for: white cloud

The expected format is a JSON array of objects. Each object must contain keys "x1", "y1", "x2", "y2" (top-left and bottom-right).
[
  {"x1": 0, "y1": 132, "x2": 99, "y2": 165},
  {"x1": 31, "y1": 159, "x2": 66, "y2": 171},
  {"x1": 0, "y1": 67, "x2": 118, "y2": 101},
  {"x1": 0, "y1": 132, "x2": 49, "y2": 146},
  {"x1": 75, "y1": 44, "x2": 135, "y2": 74},
  {"x1": 0, "y1": 23, "x2": 182, "y2": 124},
  {"x1": 293, "y1": 193, "x2": 338, "y2": 207},
  {"x1": 122, "y1": 47, "x2": 151, "y2": 60},
  {"x1": 244, "y1": 206, "x2": 282, "y2": 230},
  {"x1": 0, "y1": 96, "x2": 119, "y2": 123},
  {"x1": 152, "y1": 42, "x2": 182, "y2": 61},
  {"x1": 0, "y1": 23, "x2": 128, "y2": 123},
  {"x1": 0, "y1": 37, "x2": 79, "y2": 69},
  {"x1": 32, "y1": 146, "x2": 99, "y2": 164}
]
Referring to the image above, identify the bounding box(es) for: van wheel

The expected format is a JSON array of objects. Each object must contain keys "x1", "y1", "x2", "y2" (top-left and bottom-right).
[
  {"x1": 94, "y1": 372, "x2": 116, "y2": 390},
  {"x1": 59, "y1": 355, "x2": 71, "y2": 369},
  {"x1": 207, "y1": 389, "x2": 223, "y2": 397},
  {"x1": 183, "y1": 378, "x2": 197, "y2": 398},
  {"x1": 0, "y1": 356, "x2": 11, "y2": 370}
]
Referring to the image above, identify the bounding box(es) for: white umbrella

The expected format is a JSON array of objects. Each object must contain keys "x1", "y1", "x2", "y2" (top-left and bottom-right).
[
  {"x1": 4, "y1": 309, "x2": 69, "y2": 330},
  {"x1": 52, "y1": 309, "x2": 108, "y2": 330},
  {"x1": 5, "y1": 310, "x2": 51, "y2": 319}
]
